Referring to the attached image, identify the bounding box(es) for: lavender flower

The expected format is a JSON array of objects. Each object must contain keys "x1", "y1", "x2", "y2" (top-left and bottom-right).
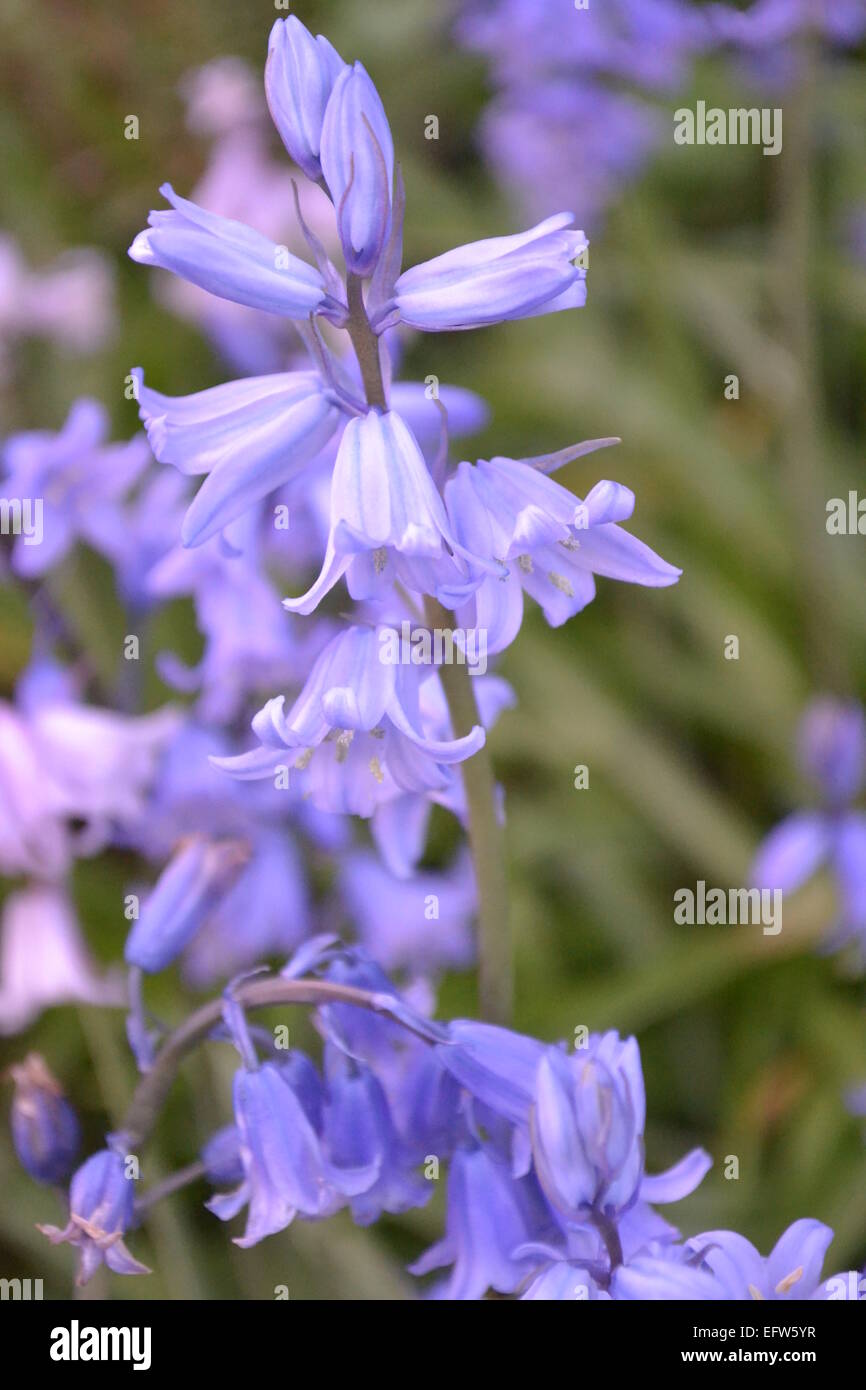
[
  {"x1": 211, "y1": 624, "x2": 484, "y2": 816},
  {"x1": 1, "y1": 399, "x2": 149, "y2": 578},
  {"x1": 752, "y1": 697, "x2": 866, "y2": 957},
  {"x1": 207, "y1": 1060, "x2": 374, "y2": 1246},
  {"x1": 0, "y1": 885, "x2": 124, "y2": 1035},
  {"x1": 39, "y1": 1149, "x2": 150, "y2": 1285}
]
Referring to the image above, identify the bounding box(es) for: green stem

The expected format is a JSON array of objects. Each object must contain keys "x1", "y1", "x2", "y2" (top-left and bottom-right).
[
  {"x1": 425, "y1": 598, "x2": 512, "y2": 1024},
  {"x1": 772, "y1": 44, "x2": 847, "y2": 693},
  {"x1": 119, "y1": 977, "x2": 435, "y2": 1153},
  {"x1": 346, "y1": 274, "x2": 388, "y2": 410}
]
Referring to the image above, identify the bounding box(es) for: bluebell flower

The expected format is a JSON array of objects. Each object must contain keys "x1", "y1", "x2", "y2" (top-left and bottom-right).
[
  {"x1": 339, "y1": 848, "x2": 476, "y2": 975},
  {"x1": 125, "y1": 836, "x2": 251, "y2": 974},
  {"x1": 133, "y1": 368, "x2": 343, "y2": 546},
  {"x1": 323, "y1": 1050, "x2": 430, "y2": 1225},
  {"x1": 211, "y1": 624, "x2": 484, "y2": 816},
  {"x1": 684, "y1": 1219, "x2": 836, "y2": 1301},
  {"x1": 530, "y1": 1035, "x2": 711, "y2": 1221},
  {"x1": 409, "y1": 1143, "x2": 546, "y2": 1299},
  {"x1": 435, "y1": 1020, "x2": 547, "y2": 1128},
  {"x1": 0, "y1": 883, "x2": 124, "y2": 1035},
  {"x1": 444, "y1": 452, "x2": 680, "y2": 652},
  {"x1": 282, "y1": 409, "x2": 471, "y2": 614},
  {"x1": 321, "y1": 62, "x2": 395, "y2": 276},
  {"x1": 129, "y1": 185, "x2": 346, "y2": 322},
  {"x1": 207, "y1": 1061, "x2": 375, "y2": 1246},
  {"x1": 388, "y1": 214, "x2": 587, "y2": 333},
  {"x1": 1, "y1": 398, "x2": 149, "y2": 578},
  {"x1": 9, "y1": 1053, "x2": 80, "y2": 1185},
  {"x1": 752, "y1": 698, "x2": 866, "y2": 956},
  {"x1": 39, "y1": 1149, "x2": 150, "y2": 1285},
  {"x1": 265, "y1": 17, "x2": 346, "y2": 181}
]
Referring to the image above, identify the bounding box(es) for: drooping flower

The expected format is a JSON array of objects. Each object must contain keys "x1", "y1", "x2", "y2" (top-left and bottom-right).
[
  {"x1": 444, "y1": 452, "x2": 681, "y2": 652},
  {"x1": 409, "y1": 1143, "x2": 546, "y2": 1299},
  {"x1": 322, "y1": 1050, "x2": 430, "y2": 1225},
  {"x1": 530, "y1": 1036, "x2": 711, "y2": 1221},
  {"x1": 281, "y1": 409, "x2": 471, "y2": 615},
  {"x1": 39, "y1": 1149, "x2": 150, "y2": 1285},
  {"x1": 206, "y1": 1060, "x2": 374, "y2": 1246},
  {"x1": 211, "y1": 624, "x2": 485, "y2": 817}
]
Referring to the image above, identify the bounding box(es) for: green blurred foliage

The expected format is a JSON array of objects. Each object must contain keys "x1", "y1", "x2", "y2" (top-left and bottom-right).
[{"x1": 1, "y1": 0, "x2": 865, "y2": 1297}]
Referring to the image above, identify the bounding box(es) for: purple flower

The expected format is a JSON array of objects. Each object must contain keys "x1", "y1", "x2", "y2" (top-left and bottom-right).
[
  {"x1": 530, "y1": 1034, "x2": 710, "y2": 1221},
  {"x1": 265, "y1": 17, "x2": 346, "y2": 180},
  {"x1": 409, "y1": 1144, "x2": 545, "y2": 1299},
  {"x1": 389, "y1": 214, "x2": 587, "y2": 333},
  {"x1": 0, "y1": 234, "x2": 114, "y2": 376},
  {"x1": 282, "y1": 409, "x2": 467, "y2": 615},
  {"x1": 339, "y1": 848, "x2": 476, "y2": 975},
  {"x1": 207, "y1": 1061, "x2": 374, "y2": 1246},
  {"x1": 9, "y1": 1053, "x2": 80, "y2": 1185},
  {"x1": 685, "y1": 1219, "x2": 836, "y2": 1301},
  {"x1": 0, "y1": 885, "x2": 124, "y2": 1035},
  {"x1": 322, "y1": 1051, "x2": 430, "y2": 1225},
  {"x1": 39, "y1": 1149, "x2": 150, "y2": 1285},
  {"x1": 752, "y1": 698, "x2": 866, "y2": 957},
  {"x1": 445, "y1": 452, "x2": 680, "y2": 651},
  {"x1": 1, "y1": 398, "x2": 149, "y2": 577},
  {"x1": 211, "y1": 624, "x2": 484, "y2": 816},
  {"x1": 321, "y1": 63, "x2": 395, "y2": 276},
  {"x1": 129, "y1": 184, "x2": 345, "y2": 322},
  {"x1": 799, "y1": 697, "x2": 866, "y2": 807},
  {"x1": 125, "y1": 836, "x2": 251, "y2": 974},
  {"x1": 133, "y1": 368, "x2": 343, "y2": 546}
]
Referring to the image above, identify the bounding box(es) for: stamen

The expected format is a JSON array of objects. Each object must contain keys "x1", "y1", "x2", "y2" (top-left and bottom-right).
[
  {"x1": 373, "y1": 547, "x2": 388, "y2": 575},
  {"x1": 748, "y1": 1284, "x2": 765, "y2": 1300},
  {"x1": 516, "y1": 554, "x2": 533, "y2": 574},
  {"x1": 549, "y1": 571, "x2": 574, "y2": 596},
  {"x1": 335, "y1": 730, "x2": 354, "y2": 763},
  {"x1": 294, "y1": 749, "x2": 314, "y2": 771},
  {"x1": 774, "y1": 1266, "x2": 803, "y2": 1295},
  {"x1": 369, "y1": 756, "x2": 385, "y2": 784}
]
